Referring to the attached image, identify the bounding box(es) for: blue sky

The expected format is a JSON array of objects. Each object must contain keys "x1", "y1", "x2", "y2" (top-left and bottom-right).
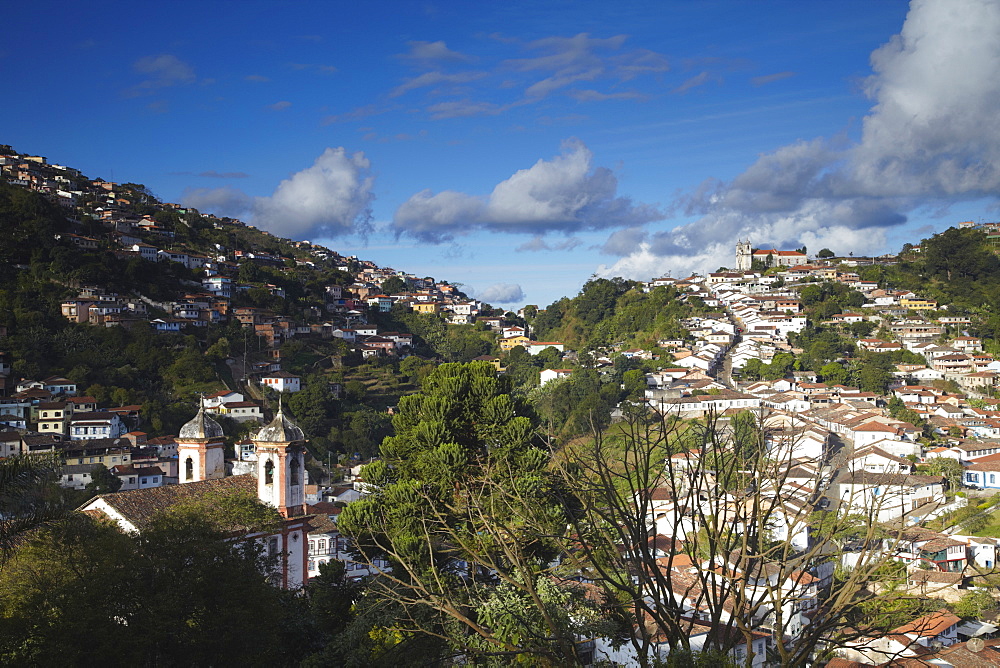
[{"x1": 5, "y1": 0, "x2": 1000, "y2": 308}]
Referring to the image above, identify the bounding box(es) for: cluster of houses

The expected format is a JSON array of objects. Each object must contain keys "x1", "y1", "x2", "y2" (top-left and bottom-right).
[{"x1": 592, "y1": 244, "x2": 1000, "y2": 664}]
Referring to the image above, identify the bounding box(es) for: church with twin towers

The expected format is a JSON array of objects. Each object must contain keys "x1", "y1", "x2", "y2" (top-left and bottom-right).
[{"x1": 79, "y1": 401, "x2": 312, "y2": 589}]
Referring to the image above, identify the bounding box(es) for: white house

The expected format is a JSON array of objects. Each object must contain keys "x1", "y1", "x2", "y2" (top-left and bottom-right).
[
  {"x1": 204, "y1": 390, "x2": 244, "y2": 409},
  {"x1": 69, "y1": 412, "x2": 126, "y2": 440},
  {"x1": 963, "y1": 459, "x2": 1000, "y2": 490},
  {"x1": 527, "y1": 342, "x2": 565, "y2": 355},
  {"x1": 836, "y1": 472, "x2": 947, "y2": 523},
  {"x1": 847, "y1": 446, "x2": 914, "y2": 475},
  {"x1": 260, "y1": 371, "x2": 301, "y2": 393},
  {"x1": 540, "y1": 369, "x2": 573, "y2": 386},
  {"x1": 111, "y1": 464, "x2": 165, "y2": 490}
]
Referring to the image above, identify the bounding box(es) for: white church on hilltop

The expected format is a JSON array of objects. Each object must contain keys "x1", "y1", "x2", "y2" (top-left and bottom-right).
[
  {"x1": 80, "y1": 402, "x2": 312, "y2": 589},
  {"x1": 736, "y1": 240, "x2": 808, "y2": 271}
]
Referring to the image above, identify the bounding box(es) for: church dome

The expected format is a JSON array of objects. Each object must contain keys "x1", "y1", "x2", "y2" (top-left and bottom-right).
[
  {"x1": 178, "y1": 404, "x2": 225, "y2": 440},
  {"x1": 254, "y1": 405, "x2": 305, "y2": 443}
]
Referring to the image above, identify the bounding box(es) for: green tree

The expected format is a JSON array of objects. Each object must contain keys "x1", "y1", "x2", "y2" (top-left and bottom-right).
[
  {"x1": 918, "y1": 457, "x2": 965, "y2": 492},
  {"x1": 952, "y1": 590, "x2": 996, "y2": 620},
  {"x1": 380, "y1": 276, "x2": 408, "y2": 295},
  {"x1": 85, "y1": 464, "x2": 122, "y2": 495},
  {"x1": 856, "y1": 362, "x2": 892, "y2": 395},
  {"x1": 817, "y1": 248, "x2": 835, "y2": 258},
  {"x1": 0, "y1": 499, "x2": 304, "y2": 665},
  {"x1": 0, "y1": 453, "x2": 64, "y2": 565},
  {"x1": 308, "y1": 559, "x2": 361, "y2": 640},
  {"x1": 338, "y1": 362, "x2": 600, "y2": 663},
  {"x1": 819, "y1": 362, "x2": 848, "y2": 386},
  {"x1": 287, "y1": 375, "x2": 335, "y2": 439}
]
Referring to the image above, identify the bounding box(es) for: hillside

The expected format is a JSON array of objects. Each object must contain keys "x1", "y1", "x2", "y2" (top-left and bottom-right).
[{"x1": 0, "y1": 147, "x2": 491, "y2": 463}]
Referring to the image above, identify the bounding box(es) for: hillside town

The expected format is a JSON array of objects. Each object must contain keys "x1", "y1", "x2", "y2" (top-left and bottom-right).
[{"x1": 7, "y1": 145, "x2": 1000, "y2": 667}]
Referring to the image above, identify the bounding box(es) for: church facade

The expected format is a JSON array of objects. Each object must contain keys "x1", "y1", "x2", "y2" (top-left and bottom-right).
[
  {"x1": 79, "y1": 403, "x2": 312, "y2": 589},
  {"x1": 736, "y1": 240, "x2": 807, "y2": 271}
]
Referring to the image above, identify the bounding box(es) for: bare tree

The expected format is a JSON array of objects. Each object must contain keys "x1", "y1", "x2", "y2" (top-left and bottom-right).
[{"x1": 546, "y1": 406, "x2": 941, "y2": 666}]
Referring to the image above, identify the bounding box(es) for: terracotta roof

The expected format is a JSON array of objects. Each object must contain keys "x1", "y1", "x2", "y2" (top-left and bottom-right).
[
  {"x1": 853, "y1": 422, "x2": 900, "y2": 433},
  {"x1": 306, "y1": 514, "x2": 339, "y2": 534},
  {"x1": 307, "y1": 501, "x2": 341, "y2": 516},
  {"x1": 934, "y1": 638, "x2": 1000, "y2": 667},
  {"x1": 893, "y1": 608, "x2": 961, "y2": 638},
  {"x1": 907, "y1": 570, "x2": 964, "y2": 585},
  {"x1": 919, "y1": 536, "x2": 966, "y2": 552},
  {"x1": 84, "y1": 474, "x2": 257, "y2": 529},
  {"x1": 825, "y1": 659, "x2": 867, "y2": 668}
]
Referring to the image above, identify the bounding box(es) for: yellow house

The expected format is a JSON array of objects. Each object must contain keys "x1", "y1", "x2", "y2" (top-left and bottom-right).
[
  {"x1": 900, "y1": 297, "x2": 938, "y2": 310},
  {"x1": 36, "y1": 401, "x2": 71, "y2": 435},
  {"x1": 413, "y1": 302, "x2": 440, "y2": 314},
  {"x1": 499, "y1": 335, "x2": 531, "y2": 351},
  {"x1": 472, "y1": 355, "x2": 503, "y2": 371}
]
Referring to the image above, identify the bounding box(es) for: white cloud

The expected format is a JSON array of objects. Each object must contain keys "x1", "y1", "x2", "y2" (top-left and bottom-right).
[
  {"x1": 515, "y1": 235, "x2": 583, "y2": 252},
  {"x1": 253, "y1": 148, "x2": 375, "y2": 239},
  {"x1": 401, "y1": 40, "x2": 475, "y2": 65},
  {"x1": 475, "y1": 283, "x2": 525, "y2": 304},
  {"x1": 751, "y1": 71, "x2": 795, "y2": 87},
  {"x1": 849, "y1": 0, "x2": 1000, "y2": 198},
  {"x1": 671, "y1": 71, "x2": 716, "y2": 95},
  {"x1": 389, "y1": 71, "x2": 487, "y2": 98},
  {"x1": 504, "y1": 33, "x2": 667, "y2": 100},
  {"x1": 128, "y1": 54, "x2": 196, "y2": 96},
  {"x1": 601, "y1": 0, "x2": 1000, "y2": 281},
  {"x1": 392, "y1": 33, "x2": 667, "y2": 120},
  {"x1": 182, "y1": 148, "x2": 375, "y2": 239},
  {"x1": 181, "y1": 186, "x2": 253, "y2": 218},
  {"x1": 394, "y1": 139, "x2": 661, "y2": 242},
  {"x1": 197, "y1": 170, "x2": 250, "y2": 179}
]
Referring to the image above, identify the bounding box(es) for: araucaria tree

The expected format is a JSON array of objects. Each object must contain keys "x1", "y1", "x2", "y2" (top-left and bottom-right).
[{"x1": 339, "y1": 361, "x2": 615, "y2": 664}]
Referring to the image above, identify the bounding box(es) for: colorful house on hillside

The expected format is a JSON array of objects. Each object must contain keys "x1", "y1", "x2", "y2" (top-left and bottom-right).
[{"x1": 499, "y1": 335, "x2": 531, "y2": 351}]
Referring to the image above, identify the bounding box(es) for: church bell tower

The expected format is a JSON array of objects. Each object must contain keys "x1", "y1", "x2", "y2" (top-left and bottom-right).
[
  {"x1": 253, "y1": 402, "x2": 307, "y2": 518},
  {"x1": 736, "y1": 239, "x2": 753, "y2": 272},
  {"x1": 176, "y1": 401, "x2": 226, "y2": 483}
]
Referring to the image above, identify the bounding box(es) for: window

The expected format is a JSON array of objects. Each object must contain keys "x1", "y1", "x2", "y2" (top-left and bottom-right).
[
  {"x1": 185, "y1": 457, "x2": 194, "y2": 481},
  {"x1": 264, "y1": 459, "x2": 274, "y2": 485},
  {"x1": 290, "y1": 457, "x2": 300, "y2": 485},
  {"x1": 268, "y1": 537, "x2": 279, "y2": 558}
]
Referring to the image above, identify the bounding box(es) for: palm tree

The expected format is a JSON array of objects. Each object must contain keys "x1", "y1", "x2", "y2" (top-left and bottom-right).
[{"x1": 0, "y1": 453, "x2": 64, "y2": 565}]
